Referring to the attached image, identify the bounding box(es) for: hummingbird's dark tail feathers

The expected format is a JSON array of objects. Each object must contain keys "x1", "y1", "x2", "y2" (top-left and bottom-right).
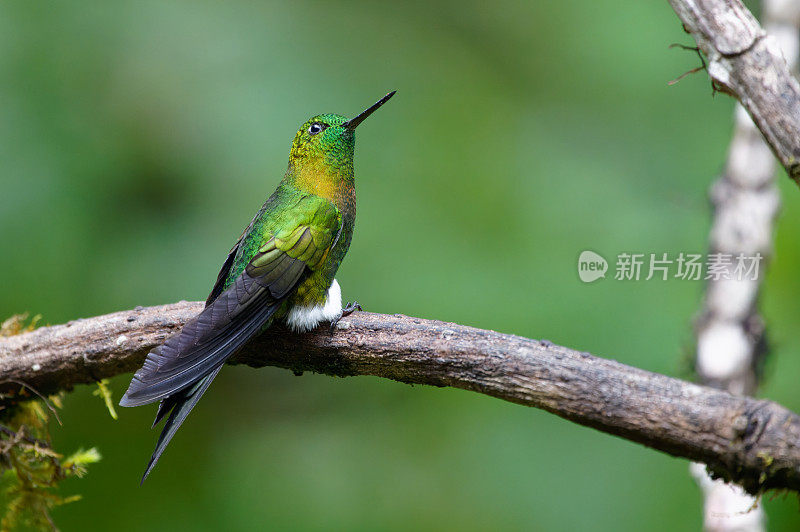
[
  {"x1": 140, "y1": 363, "x2": 224, "y2": 484},
  {"x1": 120, "y1": 270, "x2": 299, "y2": 408},
  {"x1": 120, "y1": 269, "x2": 304, "y2": 482}
]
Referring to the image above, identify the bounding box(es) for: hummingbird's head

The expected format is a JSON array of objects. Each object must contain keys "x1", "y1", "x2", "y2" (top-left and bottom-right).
[
  {"x1": 287, "y1": 91, "x2": 396, "y2": 177},
  {"x1": 289, "y1": 113, "x2": 354, "y2": 167}
]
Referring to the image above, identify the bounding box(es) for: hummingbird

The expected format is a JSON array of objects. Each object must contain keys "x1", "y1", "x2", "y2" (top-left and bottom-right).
[{"x1": 119, "y1": 90, "x2": 396, "y2": 483}]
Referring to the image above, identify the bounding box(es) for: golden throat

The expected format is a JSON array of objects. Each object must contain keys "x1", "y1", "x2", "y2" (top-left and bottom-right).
[{"x1": 292, "y1": 160, "x2": 352, "y2": 207}]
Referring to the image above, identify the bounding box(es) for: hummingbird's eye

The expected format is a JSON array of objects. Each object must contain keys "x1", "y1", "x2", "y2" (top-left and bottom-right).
[{"x1": 308, "y1": 122, "x2": 326, "y2": 135}]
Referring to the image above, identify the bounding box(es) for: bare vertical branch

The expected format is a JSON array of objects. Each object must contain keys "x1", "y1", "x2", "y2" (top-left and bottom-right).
[{"x1": 688, "y1": 1, "x2": 800, "y2": 530}]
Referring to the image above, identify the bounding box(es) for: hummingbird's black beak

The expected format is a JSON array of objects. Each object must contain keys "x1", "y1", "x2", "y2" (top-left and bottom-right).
[{"x1": 343, "y1": 90, "x2": 396, "y2": 131}]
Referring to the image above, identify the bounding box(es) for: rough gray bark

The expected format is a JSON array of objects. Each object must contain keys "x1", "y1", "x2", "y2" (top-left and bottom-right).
[
  {"x1": 668, "y1": 0, "x2": 800, "y2": 184},
  {"x1": 2, "y1": 302, "x2": 800, "y2": 496}
]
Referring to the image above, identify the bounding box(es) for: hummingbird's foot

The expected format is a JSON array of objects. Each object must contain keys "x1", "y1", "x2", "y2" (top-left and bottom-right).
[
  {"x1": 342, "y1": 301, "x2": 362, "y2": 317},
  {"x1": 329, "y1": 301, "x2": 362, "y2": 333}
]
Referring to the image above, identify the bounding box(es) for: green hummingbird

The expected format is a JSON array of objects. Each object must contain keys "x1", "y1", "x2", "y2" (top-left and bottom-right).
[{"x1": 119, "y1": 90, "x2": 396, "y2": 482}]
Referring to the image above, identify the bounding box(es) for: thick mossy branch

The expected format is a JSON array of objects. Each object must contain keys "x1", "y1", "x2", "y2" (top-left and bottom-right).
[
  {"x1": 0, "y1": 314, "x2": 100, "y2": 532},
  {"x1": 1, "y1": 302, "x2": 800, "y2": 496}
]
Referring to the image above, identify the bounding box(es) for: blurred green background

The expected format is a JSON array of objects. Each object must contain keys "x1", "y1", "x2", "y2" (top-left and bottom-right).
[{"x1": 2, "y1": 0, "x2": 800, "y2": 530}]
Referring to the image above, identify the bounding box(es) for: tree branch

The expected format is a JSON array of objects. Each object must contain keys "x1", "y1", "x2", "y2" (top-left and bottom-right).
[
  {"x1": 668, "y1": 0, "x2": 800, "y2": 184},
  {"x1": 687, "y1": 0, "x2": 799, "y2": 528},
  {"x1": 1, "y1": 302, "x2": 800, "y2": 495}
]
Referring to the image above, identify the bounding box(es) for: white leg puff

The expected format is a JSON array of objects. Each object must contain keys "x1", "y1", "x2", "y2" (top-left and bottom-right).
[{"x1": 286, "y1": 279, "x2": 342, "y2": 332}]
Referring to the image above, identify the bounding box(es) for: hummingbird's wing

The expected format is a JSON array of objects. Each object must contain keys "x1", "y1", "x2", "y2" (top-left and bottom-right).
[
  {"x1": 121, "y1": 196, "x2": 341, "y2": 406},
  {"x1": 204, "y1": 202, "x2": 266, "y2": 307},
  {"x1": 119, "y1": 195, "x2": 341, "y2": 481},
  {"x1": 205, "y1": 233, "x2": 244, "y2": 306}
]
